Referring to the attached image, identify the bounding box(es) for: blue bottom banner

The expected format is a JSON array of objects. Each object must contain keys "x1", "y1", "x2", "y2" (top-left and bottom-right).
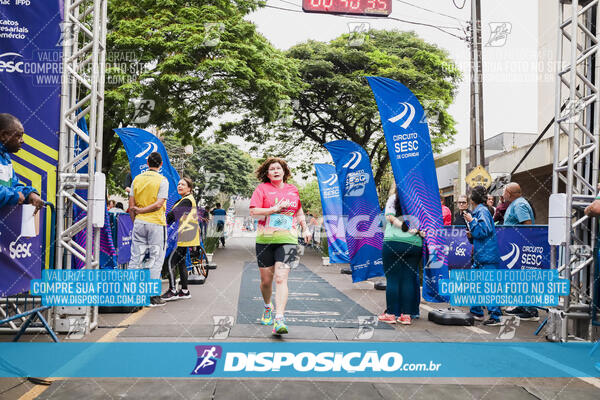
[{"x1": 0, "y1": 342, "x2": 598, "y2": 378}]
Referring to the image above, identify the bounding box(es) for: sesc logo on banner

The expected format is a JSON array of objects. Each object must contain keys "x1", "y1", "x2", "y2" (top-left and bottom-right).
[
  {"x1": 9, "y1": 239, "x2": 32, "y2": 259},
  {"x1": 191, "y1": 345, "x2": 222, "y2": 375},
  {"x1": 496, "y1": 227, "x2": 550, "y2": 270},
  {"x1": 345, "y1": 170, "x2": 369, "y2": 197},
  {"x1": 500, "y1": 242, "x2": 545, "y2": 269},
  {"x1": 0, "y1": 52, "x2": 23, "y2": 73}
]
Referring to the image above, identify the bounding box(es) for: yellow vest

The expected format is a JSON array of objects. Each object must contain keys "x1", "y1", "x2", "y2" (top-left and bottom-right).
[
  {"x1": 132, "y1": 170, "x2": 167, "y2": 226},
  {"x1": 176, "y1": 193, "x2": 200, "y2": 247}
]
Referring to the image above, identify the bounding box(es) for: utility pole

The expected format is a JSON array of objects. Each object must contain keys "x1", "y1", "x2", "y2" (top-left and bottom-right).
[
  {"x1": 475, "y1": 0, "x2": 485, "y2": 168},
  {"x1": 469, "y1": 0, "x2": 485, "y2": 170},
  {"x1": 469, "y1": 15, "x2": 476, "y2": 171}
]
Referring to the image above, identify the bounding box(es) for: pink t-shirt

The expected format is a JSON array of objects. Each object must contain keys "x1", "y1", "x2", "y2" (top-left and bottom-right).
[{"x1": 250, "y1": 182, "x2": 302, "y2": 244}]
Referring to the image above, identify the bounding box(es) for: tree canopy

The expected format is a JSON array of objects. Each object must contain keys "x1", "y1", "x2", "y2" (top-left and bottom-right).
[
  {"x1": 297, "y1": 180, "x2": 322, "y2": 216},
  {"x1": 174, "y1": 142, "x2": 257, "y2": 203},
  {"x1": 239, "y1": 29, "x2": 462, "y2": 185},
  {"x1": 102, "y1": 0, "x2": 301, "y2": 175}
]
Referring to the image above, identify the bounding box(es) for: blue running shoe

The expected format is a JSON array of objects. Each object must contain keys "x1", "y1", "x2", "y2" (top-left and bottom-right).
[
  {"x1": 272, "y1": 318, "x2": 288, "y2": 335},
  {"x1": 261, "y1": 306, "x2": 273, "y2": 325}
]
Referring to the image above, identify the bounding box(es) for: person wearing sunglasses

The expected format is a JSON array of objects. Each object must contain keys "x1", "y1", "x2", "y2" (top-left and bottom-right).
[{"x1": 452, "y1": 194, "x2": 471, "y2": 225}]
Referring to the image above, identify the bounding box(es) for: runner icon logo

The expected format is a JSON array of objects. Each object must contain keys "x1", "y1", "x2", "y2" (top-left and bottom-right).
[
  {"x1": 496, "y1": 315, "x2": 520, "y2": 340},
  {"x1": 211, "y1": 316, "x2": 234, "y2": 340},
  {"x1": 354, "y1": 316, "x2": 378, "y2": 340},
  {"x1": 191, "y1": 345, "x2": 222, "y2": 375}
]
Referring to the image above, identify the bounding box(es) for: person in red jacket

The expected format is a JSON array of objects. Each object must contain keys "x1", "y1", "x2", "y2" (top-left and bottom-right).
[{"x1": 441, "y1": 197, "x2": 451, "y2": 226}]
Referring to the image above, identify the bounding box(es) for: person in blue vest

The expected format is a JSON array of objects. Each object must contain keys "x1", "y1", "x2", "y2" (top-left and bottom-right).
[
  {"x1": 464, "y1": 185, "x2": 503, "y2": 326},
  {"x1": 0, "y1": 114, "x2": 44, "y2": 211}
]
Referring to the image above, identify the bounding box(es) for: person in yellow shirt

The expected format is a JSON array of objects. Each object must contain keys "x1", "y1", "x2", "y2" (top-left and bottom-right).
[{"x1": 128, "y1": 151, "x2": 169, "y2": 307}]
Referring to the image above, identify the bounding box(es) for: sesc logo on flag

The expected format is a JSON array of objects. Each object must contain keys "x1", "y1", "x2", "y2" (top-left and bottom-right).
[{"x1": 191, "y1": 345, "x2": 222, "y2": 375}]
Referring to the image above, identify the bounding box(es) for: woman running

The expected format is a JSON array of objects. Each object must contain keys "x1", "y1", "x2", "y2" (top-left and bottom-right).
[
  {"x1": 249, "y1": 157, "x2": 311, "y2": 335},
  {"x1": 161, "y1": 177, "x2": 200, "y2": 301}
]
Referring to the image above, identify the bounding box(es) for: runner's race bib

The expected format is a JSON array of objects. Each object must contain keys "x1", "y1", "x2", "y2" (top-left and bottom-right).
[{"x1": 269, "y1": 213, "x2": 293, "y2": 230}]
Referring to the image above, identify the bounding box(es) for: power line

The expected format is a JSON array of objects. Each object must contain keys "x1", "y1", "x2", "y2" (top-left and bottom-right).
[
  {"x1": 275, "y1": 0, "x2": 303, "y2": 9},
  {"x1": 265, "y1": 4, "x2": 304, "y2": 13},
  {"x1": 387, "y1": 16, "x2": 466, "y2": 40},
  {"x1": 264, "y1": 3, "x2": 467, "y2": 40},
  {"x1": 394, "y1": 0, "x2": 467, "y2": 24},
  {"x1": 452, "y1": 0, "x2": 467, "y2": 9}
]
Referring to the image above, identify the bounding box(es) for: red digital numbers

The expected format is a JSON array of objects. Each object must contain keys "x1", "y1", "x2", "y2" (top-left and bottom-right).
[{"x1": 303, "y1": 0, "x2": 391, "y2": 16}]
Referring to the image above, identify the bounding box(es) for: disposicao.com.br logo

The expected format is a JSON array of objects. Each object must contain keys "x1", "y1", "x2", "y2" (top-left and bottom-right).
[{"x1": 221, "y1": 350, "x2": 442, "y2": 374}]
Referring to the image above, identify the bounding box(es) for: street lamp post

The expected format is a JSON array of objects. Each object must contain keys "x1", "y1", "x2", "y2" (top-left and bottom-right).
[{"x1": 178, "y1": 145, "x2": 194, "y2": 175}]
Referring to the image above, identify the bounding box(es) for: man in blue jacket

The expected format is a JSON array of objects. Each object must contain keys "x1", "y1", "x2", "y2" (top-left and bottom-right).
[
  {"x1": 464, "y1": 185, "x2": 503, "y2": 326},
  {"x1": 0, "y1": 114, "x2": 44, "y2": 211}
]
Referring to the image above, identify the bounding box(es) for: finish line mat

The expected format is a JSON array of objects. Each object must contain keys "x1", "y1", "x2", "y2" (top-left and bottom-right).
[{"x1": 237, "y1": 262, "x2": 391, "y2": 329}]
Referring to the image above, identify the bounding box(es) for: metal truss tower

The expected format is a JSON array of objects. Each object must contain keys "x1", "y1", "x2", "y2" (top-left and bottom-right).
[
  {"x1": 54, "y1": 0, "x2": 107, "y2": 333},
  {"x1": 551, "y1": 0, "x2": 600, "y2": 342}
]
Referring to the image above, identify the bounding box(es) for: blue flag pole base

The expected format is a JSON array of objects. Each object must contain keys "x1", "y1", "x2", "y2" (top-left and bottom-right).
[
  {"x1": 428, "y1": 308, "x2": 475, "y2": 326},
  {"x1": 207, "y1": 263, "x2": 218, "y2": 270},
  {"x1": 374, "y1": 280, "x2": 386, "y2": 291},
  {"x1": 340, "y1": 266, "x2": 352, "y2": 275}
]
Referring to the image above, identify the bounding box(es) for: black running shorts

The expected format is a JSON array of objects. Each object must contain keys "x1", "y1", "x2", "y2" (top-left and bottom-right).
[{"x1": 256, "y1": 243, "x2": 300, "y2": 268}]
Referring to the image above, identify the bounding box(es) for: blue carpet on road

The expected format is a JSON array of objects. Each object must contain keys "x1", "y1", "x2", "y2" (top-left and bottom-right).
[{"x1": 237, "y1": 262, "x2": 391, "y2": 329}]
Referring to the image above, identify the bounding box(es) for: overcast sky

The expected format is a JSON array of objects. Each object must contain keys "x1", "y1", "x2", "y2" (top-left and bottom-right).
[{"x1": 245, "y1": 0, "x2": 540, "y2": 154}]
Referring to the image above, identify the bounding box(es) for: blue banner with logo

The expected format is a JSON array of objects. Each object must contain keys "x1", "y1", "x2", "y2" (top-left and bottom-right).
[
  {"x1": 324, "y1": 140, "x2": 383, "y2": 282},
  {"x1": 367, "y1": 76, "x2": 448, "y2": 302},
  {"x1": 0, "y1": 342, "x2": 597, "y2": 378},
  {"x1": 0, "y1": 2, "x2": 62, "y2": 270},
  {"x1": 114, "y1": 127, "x2": 181, "y2": 258},
  {"x1": 116, "y1": 213, "x2": 133, "y2": 265},
  {"x1": 314, "y1": 163, "x2": 349, "y2": 264},
  {"x1": 442, "y1": 225, "x2": 551, "y2": 270},
  {"x1": 0, "y1": 205, "x2": 44, "y2": 297},
  {"x1": 497, "y1": 226, "x2": 551, "y2": 270},
  {"x1": 114, "y1": 127, "x2": 180, "y2": 204},
  {"x1": 440, "y1": 226, "x2": 472, "y2": 269}
]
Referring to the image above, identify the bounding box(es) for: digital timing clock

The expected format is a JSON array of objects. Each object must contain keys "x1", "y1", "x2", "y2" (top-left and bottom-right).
[{"x1": 302, "y1": 0, "x2": 392, "y2": 17}]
